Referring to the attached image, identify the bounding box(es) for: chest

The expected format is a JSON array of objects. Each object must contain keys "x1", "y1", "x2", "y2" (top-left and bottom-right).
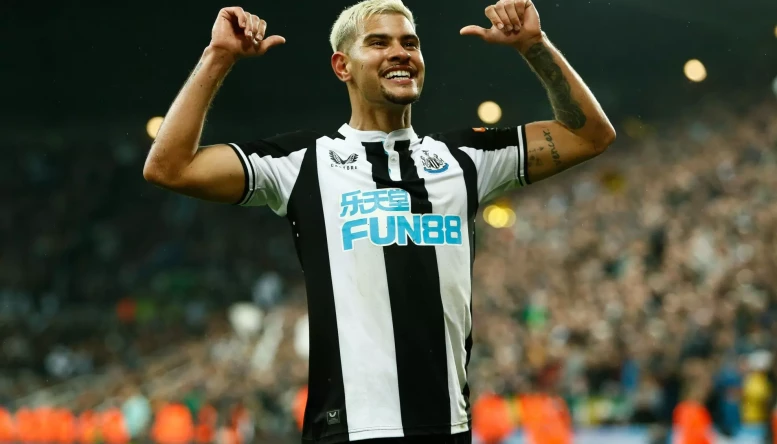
[{"x1": 317, "y1": 138, "x2": 467, "y2": 217}]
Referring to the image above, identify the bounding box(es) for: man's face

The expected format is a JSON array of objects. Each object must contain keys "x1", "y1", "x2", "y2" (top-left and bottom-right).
[{"x1": 347, "y1": 14, "x2": 425, "y2": 106}]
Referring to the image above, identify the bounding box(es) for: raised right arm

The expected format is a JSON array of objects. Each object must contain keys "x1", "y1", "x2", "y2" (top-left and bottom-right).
[
  {"x1": 142, "y1": 7, "x2": 285, "y2": 204},
  {"x1": 142, "y1": 46, "x2": 243, "y2": 203}
]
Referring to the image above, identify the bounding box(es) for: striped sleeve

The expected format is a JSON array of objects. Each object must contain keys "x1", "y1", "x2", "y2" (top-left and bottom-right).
[
  {"x1": 228, "y1": 131, "x2": 321, "y2": 216},
  {"x1": 433, "y1": 126, "x2": 529, "y2": 203}
]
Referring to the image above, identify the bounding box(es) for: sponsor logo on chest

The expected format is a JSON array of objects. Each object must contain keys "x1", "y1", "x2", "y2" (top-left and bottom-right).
[
  {"x1": 329, "y1": 150, "x2": 359, "y2": 170},
  {"x1": 339, "y1": 188, "x2": 463, "y2": 251}
]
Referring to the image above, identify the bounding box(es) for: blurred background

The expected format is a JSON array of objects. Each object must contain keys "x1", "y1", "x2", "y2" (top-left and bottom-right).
[{"x1": 1, "y1": 0, "x2": 777, "y2": 443}]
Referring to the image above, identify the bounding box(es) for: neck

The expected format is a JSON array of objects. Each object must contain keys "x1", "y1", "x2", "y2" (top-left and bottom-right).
[{"x1": 348, "y1": 96, "x2": 412, "y2": 134}]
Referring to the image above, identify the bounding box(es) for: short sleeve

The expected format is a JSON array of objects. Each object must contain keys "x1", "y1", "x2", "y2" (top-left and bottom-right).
[
  {"x1": 228, "y1": 130, "x2": 321, "y2": 216},
  {"x1": 434, "y1": 126, "x2": 529, "y2": 203}
]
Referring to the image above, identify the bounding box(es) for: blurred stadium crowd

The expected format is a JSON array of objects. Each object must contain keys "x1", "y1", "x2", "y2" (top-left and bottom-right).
[{"x1": 1, "y1": 94, "x2": 777, "y2": 443}]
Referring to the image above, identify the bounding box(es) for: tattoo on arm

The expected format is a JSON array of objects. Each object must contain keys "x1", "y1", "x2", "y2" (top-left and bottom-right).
[
  {"x1": 544, "y1": 129, "x2": 562, "y2": 167},
  {"x1": 524, "y1": 43, "x2": 587, "y2": 130},
  {"x1": 528, "y1": 153, "x2": 543, "y2": 167},
  {"x1": 527, "y1": 146, "x2": 544, "y2": 167}
]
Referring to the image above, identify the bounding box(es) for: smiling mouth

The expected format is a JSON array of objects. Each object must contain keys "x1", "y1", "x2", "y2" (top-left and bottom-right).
[
  {"x1": 383, "y1": 69, "x2": 413, "y2": 81},
  {"x1": 381, "y1": 65, "x2": 417, "y2": 84}
]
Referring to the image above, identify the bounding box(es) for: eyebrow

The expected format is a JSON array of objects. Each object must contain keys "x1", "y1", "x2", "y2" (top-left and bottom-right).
[{"x1": 363, "y1": 33, "x2": 420, "y2": 42}]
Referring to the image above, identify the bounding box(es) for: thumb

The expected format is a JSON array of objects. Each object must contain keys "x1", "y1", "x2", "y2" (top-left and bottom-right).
[
  {"x1": 259, "y1": 35, "x2": 286, "y2": 52},
  {"x1": 459, "y1": 25, "x2": 487, "y2": 38}
]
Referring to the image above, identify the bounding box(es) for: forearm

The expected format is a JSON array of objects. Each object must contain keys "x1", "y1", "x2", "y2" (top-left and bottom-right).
[
  {"x1": 144, "y1": 46, "x2": 235, "y2": 181},
  {"x1": 516, "y1": 34, "x2": 615, "y2": 148}
]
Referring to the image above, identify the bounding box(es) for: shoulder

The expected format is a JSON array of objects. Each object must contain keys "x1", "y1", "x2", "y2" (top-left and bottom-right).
[
  {"x1": 425, "y1": 126, "x2": 522, "y2": 151},
  {"x1": 234, "y1": 130, "x2": 326, "y2": 158}
]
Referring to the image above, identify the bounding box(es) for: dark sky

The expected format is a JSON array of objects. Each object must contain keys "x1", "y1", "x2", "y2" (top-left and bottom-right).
[{"x1": 2, "y1": 0, "x2": 775, "y2": 139}]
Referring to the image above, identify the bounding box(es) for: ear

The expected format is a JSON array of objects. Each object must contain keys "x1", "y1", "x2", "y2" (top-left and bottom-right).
[{"x1": 331, "y1": 51, "x2": 351, "y2": 83}]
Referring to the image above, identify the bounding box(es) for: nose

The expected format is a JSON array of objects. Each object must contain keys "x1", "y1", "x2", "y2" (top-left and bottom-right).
[{"x1": 387, "y1": 42, "x2": 411, "y2": 63}]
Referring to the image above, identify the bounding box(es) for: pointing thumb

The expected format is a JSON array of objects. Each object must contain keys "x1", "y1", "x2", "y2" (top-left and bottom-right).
[
  {"x1": 261, "y1": 35, "x2": 286, "y2": 51},
  {"x1": 459, "y1": 25, "x2": 487, "y2": 38}
]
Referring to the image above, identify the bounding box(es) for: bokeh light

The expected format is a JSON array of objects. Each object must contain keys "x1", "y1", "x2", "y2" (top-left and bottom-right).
[
  {"x1": 146, "y1": 116, "x2": 164, "y2": 139},
  {"x1": 622, "y1": 117, "x2": 647, "y2": 139},
  {"x1": 684, "y1": 59, "x2": 707, "y2": 83},
  {"x1": 478, "y1": 101, "x2": 502, "y2": 125},
  {"x1": 483, "y1": 204, "x2": 516, "y2": 228}
]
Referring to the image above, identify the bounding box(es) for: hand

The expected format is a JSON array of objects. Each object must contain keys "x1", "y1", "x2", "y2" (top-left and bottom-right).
[
  {"x1": 460, "y1": 0, "x2": 542, "y2": 50},
  {"x1": 208, "y1": 7, "x2": 286, "y2": 60}
]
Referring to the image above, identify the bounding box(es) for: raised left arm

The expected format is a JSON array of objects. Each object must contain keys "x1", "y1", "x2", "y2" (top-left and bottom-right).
[
  {"x1": 461, "y1": 0, "x2": 616, "y2": 183},
  {"x1": 518, "y1": 34, "x2": 616, "y2": 182}
]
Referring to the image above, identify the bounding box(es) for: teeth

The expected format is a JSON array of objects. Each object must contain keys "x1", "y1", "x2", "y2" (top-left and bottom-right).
[{"x1": 385, "y1": 70, "x2": 411, "y2": 79}]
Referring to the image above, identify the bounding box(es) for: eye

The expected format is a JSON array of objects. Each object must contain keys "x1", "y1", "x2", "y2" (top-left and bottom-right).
[
  {"x1": 404, "y1": 42, "x2": 419, "y2": 48},
  {"x1": 370, "y1": 41, "x2": 387, "y2": 47}
]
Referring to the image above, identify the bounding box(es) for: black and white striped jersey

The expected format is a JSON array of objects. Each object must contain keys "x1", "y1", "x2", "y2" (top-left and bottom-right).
[{"x1": 229, "y1": 123, "x2": 529, "y2": 443}]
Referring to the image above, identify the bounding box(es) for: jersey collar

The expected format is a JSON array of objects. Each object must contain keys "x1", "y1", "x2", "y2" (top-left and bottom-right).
[{"x1": 337, "y1": 124, "x2": 420, "y2": 146}]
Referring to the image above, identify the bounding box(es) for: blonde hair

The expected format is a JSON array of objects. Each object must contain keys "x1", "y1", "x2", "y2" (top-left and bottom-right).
[{"x1": 329, "y1": 0, "x2": 416, "y2": 53}]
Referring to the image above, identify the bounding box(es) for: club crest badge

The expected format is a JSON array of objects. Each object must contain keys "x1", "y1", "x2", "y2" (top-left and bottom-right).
[{"x1": 419, "y1": 150, "x2": 449, "y2": 174}]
